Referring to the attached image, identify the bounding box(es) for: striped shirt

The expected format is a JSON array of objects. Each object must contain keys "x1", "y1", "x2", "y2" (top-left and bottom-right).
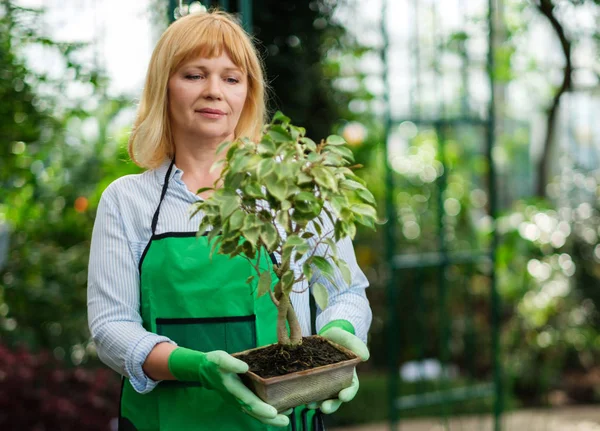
[{"x1": 87, "y1": 158, "x2": 372, "y2": 394}]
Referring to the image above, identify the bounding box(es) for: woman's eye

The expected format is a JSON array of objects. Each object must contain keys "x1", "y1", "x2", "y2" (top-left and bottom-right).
[
  {"x1": 225, "y1": 77, "x2": 240, "y2": 84},
  {"x1": 185, "y1": 75, "x2": 203, "y2": 80}
]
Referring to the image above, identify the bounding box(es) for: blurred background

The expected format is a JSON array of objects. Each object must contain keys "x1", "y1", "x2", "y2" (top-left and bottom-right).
[{"x1": 1, "y1": 0, "x2": 599, "y2": 429}]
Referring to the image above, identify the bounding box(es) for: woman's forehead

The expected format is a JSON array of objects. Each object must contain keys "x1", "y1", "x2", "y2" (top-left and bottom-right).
[
  {"x1": 181, "y1": 52, "x2": 240, "y2": 69},
  {"x1": 178, "y1": 46, "x2": 246, "y2": 72}
]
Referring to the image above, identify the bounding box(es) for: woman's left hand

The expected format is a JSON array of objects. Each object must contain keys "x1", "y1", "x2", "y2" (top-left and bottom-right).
[{"x1": 310, "y1": 327, "x2": 370, "y2": 414}]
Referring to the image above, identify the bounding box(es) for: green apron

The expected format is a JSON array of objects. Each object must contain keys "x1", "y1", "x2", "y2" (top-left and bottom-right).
[{"x1": 118, "y1": 161, "x2": 322, "y2": 430}]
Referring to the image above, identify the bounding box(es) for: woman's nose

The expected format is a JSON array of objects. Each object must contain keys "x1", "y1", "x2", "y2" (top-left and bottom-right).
[{"x1": 203, "y1": 76, "x2": 223, "y2": 100}]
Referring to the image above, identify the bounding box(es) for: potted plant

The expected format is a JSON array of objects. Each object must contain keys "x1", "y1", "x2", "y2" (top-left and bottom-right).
[{"x1": 191, "y1": 112, "x2": 377, "y2": 411}]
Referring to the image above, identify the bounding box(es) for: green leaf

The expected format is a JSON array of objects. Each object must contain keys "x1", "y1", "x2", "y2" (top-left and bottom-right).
[
  {"x1": 272, "y1": 111, "x2": 291, "y2": 124},
  {"x1": 286, "y1": 235, "x2": 307, "y2": 247},
  {"x1": 260, "y1": 223, "x2": 280, "y2": 250},
  {"x1": 223, "y1": 171, "x2": 245, "y2": 189},
  {"x1": 311, "y1": 166, "x2": 338, "y2": 191},
  {"x1": 246, "y1": 275, "x2": 255, "y2": 285},
  {"x1": 354, "y1": 214, "x2": 374, "y2": 230},
  {"x1": 219, "y1": 239, "x2": 238, "y2": 254},
  {"x1": 350, "y1": 203, "x2": 377, "y2": 219},
  {"x1": 197, "y1": 217, "x2": 212, "y2": 236},
  {"x1": 289, "y1": 125, "x2": 304, "y2": 140},
  {"x1": 257, "y1": 158, "x2": 275, "y2": 179},
  {"x1": 300, "y1": 137, "x2": 317, "y2": 151},
  {"x1": 282, "y1": 244, "x2": 293, "y2": 265},
  {"x1": 242, "y1": 240, "x2": 256, "y2": 259},
  {"x1": 209, "y1": 158, "x2": 226, "y2": 175},
  {"x1": 244, "y1": 182, "x2": 264, "y2": 198},
  {"x1": 196, "y1": 187, "x2": 213, "y2": 195},
  {"x1": 257, "y1": 271, "x2": 272, "y2": 298},
  {"x1": 307, "y1": 153, "x2": 321, "y2": 163},
  {"x1": 219, "y1": 194, "x2": 241, "y2": 220},
  {"x1": 326, "y1": 135, "x2": 346, "y2": 146},
  {"x1": 348, "y1": 221, "x2": 357, "y2": 238},
  {"x1": 265, "y1": 175, "x2": 288, "y2": 201},
  {"x1": 302, "y1": 262, "x2": 313, "y2": 281},
  {"x1": 293, "y1": 192, "x2": 321, "y2": 214},
  {"x1": 208, "y1": 235, "x2": 222, "y2": 258},
  {"x1": 298, "y1": 171, "x2": 313, "y2": 184},
  {"x1": 216, "y1": 140, "x2": 231, "y2": 155},
  {"x1": 258, "y1": 138, "x2": 276, "y2": 156},
  {"x1": 313, "y1": 219, "x2": 322, "y2": 236},
  {"x1": 229, "y1": 209, "x2": 246, "y2": 230},
  {"x1": 334, "y1": 220, "x2": 343, "y2": 241},
  {"x1": 268, "y1": 125, "x2": 293, "y2": 142},
  {"x1": 356, "y1": 188, "x2": 376, "y2": 205},
  {"x1": 243, "y1": 226, "x2": 260, "y2": 246},
  {"x1": 276, "y1": 211, "x2": 290, "y2": 231},
  {"x1": 281, "y1": 200, "x2": 292, "y2": 211},
  {"x1": 312, "y1": 282, "x2": 329, "y2": 310},
  {"x1": 324, "y1": 237, "x2": 338, "y2": 258},
  {"x1": 312, "y1": 256, "x2": 336, "y2": 281},
  {"x1": 323, "y1": 152, "x2": 345, "y2": 167},
  {"x1": 242, "y1": 213, "x2": 260, "y2": 230},
  {"x1": 337, "y1": 258, "x2": 352, "y2": 287},
  {"x1": 330, "y1": 195, "x2": 349, "y2": 216},
  {"x1": 281, "y1": 270, "x2": 295, "y2": 291},
  {"x1": 340, "y1": 179, "x2": 363, "y2": 191},
  {"x1": 340, "y1": 207, "x2": 354, "y2": 222},
  {"x1": 325, "y1": 145, "x2": 355, "y2": 162}
]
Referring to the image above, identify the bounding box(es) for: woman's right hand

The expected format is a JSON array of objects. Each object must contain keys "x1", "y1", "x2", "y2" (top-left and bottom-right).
[{"x1": 168, "y1": 347, "x2": 290, "y2": 427}]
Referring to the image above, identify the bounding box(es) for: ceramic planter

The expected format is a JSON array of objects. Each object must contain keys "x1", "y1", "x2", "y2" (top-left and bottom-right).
[{"x1": 233, "y1": 335, "x2": 361, "y2": 412}]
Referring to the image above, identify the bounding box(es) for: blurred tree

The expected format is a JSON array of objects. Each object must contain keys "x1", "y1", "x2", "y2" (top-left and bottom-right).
[
  {"x1": 531, "y1": 0, "x2": 600, "y2": 197},
  {"x1": 252, "y1": 0, "x2": 367, "y2": 141},
  {"x1": 0, "y1": 0, "x2": 137, "y2": 362}
]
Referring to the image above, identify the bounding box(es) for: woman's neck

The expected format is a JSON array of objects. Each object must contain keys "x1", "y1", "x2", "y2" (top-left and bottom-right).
[{"x1": 173, "y1": 134, "x2": 232, "y2": 197}]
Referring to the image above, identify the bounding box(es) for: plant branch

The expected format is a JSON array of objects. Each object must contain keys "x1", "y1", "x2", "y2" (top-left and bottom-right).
[
  {"x1": 534, "y1": 0, "x2": 573, "y2": 197},
  {"x1": 269, "y1": 288, "x2": 280, "y2": 307}
]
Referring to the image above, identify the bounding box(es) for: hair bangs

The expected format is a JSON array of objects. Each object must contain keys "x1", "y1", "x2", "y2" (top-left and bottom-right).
[{"x1": 172, "y1": 18, "x2": 251, "y2": 77}]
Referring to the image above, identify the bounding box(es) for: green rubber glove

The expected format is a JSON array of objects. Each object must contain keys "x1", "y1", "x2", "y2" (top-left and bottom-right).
[
  {"x1": 168, "y1": 347, "x2": 289, "y2": 427},
  {"x1": 310, "y1": 320, "x2": 370, "y2": 414}
]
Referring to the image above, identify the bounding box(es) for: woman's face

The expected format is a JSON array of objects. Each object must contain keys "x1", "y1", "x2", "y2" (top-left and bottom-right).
[{"x1": 168, "y1": 51, "x2": 248, "y2": 145}]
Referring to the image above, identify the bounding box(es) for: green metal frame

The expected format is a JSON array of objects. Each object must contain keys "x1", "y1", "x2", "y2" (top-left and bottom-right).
[
  {"x1": 382, "y1": 0, "x2": 502, "y2": 429},
  {"x1": 168, "y1": 0, "x2": 252, "y2": 32}
]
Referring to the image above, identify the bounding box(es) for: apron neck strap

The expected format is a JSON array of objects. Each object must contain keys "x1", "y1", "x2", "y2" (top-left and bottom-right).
[{"x1": 151, "y1": 159, "x2": 175, "y2": 236}]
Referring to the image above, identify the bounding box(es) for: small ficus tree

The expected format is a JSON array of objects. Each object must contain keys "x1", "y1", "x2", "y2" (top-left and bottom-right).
[{"x1": 192, "y1": 112, "x2": 377, "y2": 348}]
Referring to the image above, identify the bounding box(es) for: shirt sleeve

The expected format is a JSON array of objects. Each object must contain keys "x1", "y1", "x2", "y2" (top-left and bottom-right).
[
  {"x1": 87, "y1": 188, "x2": 175, "y2": 394},
  {"x1": 308, "y1": 210, "x2": 372, "y2": 344}
]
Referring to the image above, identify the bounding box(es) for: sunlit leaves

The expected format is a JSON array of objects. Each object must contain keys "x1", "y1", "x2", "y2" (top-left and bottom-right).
[
  {"x1": 257, "y1": 271, "x2": 272, "y2": 298},
  {"x1": 190, "y1": 111, "x2": 377, "y2": 325},
  {"x1": 326, "y1": 135, "x2": 346, "y2": 146},
  {"x1": 312, "y1": 282, "x2": 329, "y2": 310}
]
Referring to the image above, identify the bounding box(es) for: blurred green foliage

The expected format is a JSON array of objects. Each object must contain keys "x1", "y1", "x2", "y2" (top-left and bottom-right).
[
  {"x1": 0, "y1": 0, "x2": 139, "y2": 363},
  {"x1": 1, "y1": 0, "x2": 599, "y2": 425}
]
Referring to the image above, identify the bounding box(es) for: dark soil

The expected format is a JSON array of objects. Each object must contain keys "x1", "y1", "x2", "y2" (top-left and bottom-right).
[{"x1": 236, "y1": 336, "x2": 353, "y2": 378}]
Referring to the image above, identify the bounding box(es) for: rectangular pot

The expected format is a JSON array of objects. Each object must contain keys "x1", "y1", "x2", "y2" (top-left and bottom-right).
[{"x1": 233, "y1": 335, "x2": 361, "y2": 412}]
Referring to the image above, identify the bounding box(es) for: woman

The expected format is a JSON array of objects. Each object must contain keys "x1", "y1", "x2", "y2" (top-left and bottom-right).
[{"x1": 88, "y1": 10, "x2": 371, "y2": 431}]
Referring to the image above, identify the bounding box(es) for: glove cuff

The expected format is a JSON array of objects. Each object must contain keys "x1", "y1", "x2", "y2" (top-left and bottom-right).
[
  {"x1": 318, "y1": 319, "x2": 355, "y2": 336},
  {"x1": 168, "y1": 347, "x2": 207, "y2": 382}
]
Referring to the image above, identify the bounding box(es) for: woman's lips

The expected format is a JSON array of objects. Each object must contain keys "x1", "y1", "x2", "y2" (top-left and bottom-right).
[{"x1": 196, "y1": 109, "x2": 226, "y2": 119}]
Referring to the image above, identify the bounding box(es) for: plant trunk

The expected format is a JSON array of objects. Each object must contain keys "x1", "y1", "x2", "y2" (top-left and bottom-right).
[
  {"x1": 534, "y1": 0, "x2": 572, "y2": 198},
  {"x1": 286, "y1": 303, "x2": 303, "y2": 345},
  {"x1": 275, "y1": 287, "x2": 303, "y2": 347}
]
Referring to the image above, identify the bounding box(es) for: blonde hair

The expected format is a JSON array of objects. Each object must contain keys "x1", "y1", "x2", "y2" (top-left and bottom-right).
[{"x1": 128, "y1": 10, "x2": 267, "y2": 169}]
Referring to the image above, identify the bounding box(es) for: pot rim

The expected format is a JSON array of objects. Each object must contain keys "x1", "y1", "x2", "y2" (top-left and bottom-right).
[{"x1": 233, "y1": 335, "x2": 361, "y2": 385}]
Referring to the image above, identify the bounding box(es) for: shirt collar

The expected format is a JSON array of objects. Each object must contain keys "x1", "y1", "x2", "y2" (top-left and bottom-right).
[{"x1": 154, "y1": 158, "x2": 184, "y2": 186}]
